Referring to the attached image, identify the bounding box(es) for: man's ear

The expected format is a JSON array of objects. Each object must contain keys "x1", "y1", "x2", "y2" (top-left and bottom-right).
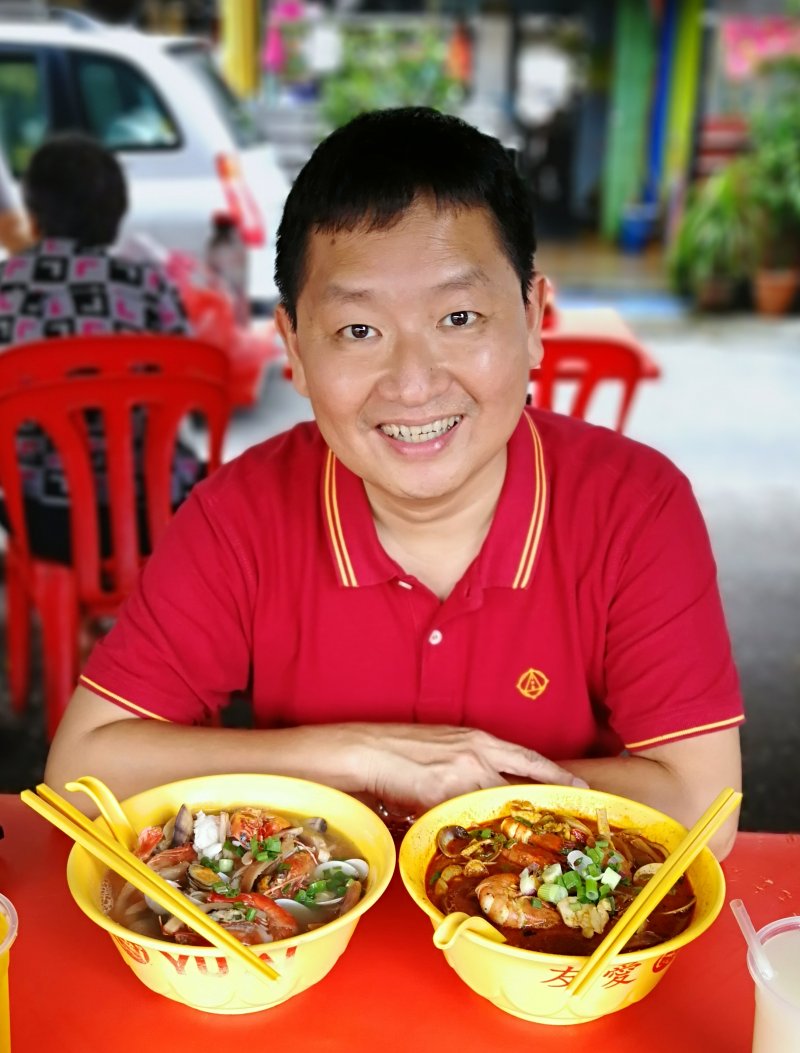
[
  {"x1": 274, "y1": 304, "x2": 309, "y2": 398},
  {"x1": 525, "y1": 273, "x2": 548, "y2": 370}
]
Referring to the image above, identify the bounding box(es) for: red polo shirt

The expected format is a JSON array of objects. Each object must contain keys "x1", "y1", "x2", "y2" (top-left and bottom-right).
[{"x1": 81, "y1": 409, "x2": 744, "y2": 758}]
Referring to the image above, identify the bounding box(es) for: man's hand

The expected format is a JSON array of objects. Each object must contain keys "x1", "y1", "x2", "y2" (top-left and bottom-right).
[{"x1": 348, "y1": 723, "x2": 588, "y2": 815}]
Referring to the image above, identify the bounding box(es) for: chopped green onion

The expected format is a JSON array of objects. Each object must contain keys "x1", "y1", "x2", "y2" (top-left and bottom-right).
[
  {"x1": 250, "y1": 837, "x2": 258, "y2": 854},
  {"x1": 541, "y1": 863, "x2": 563, "y2": 883},
  {"x1": 567, "y1": 850, "x2": 593, "y2": 873},
  {"x1": 429, "y1": 870, "x2": 442, "y2": 885},
  {"x1": 480, "y1": 829, "x2": 493, "y2": 840},
  {"x1": 562, "y1": 870, "x2": 580, "y2": 891},
  {"x1": 245, "y1": 907, "x2": 257, "y2": 921},
  {"x1": 216, "y1": 858, "x2": 234, "y2": 874},
  {"x1": 531, "y1": 897, "x2": 544, "y2": 909},
  {"x1": 584, "y1": 876, "x2": 599, "y2": 902},
  {"x1": 600, "y1": 867, "x2": 621, "y2": 889},
  {"x1": 595, "y1": 839, "x2": 609, "y2": 848},
  {"x1": 511, "y1": 814, "x2": 535, "y2": 829},
  {"x1": 587, "y1": 847, "x2": 603, "y2": 865},
  {"x1": 265, "y1": 837, "x2": 281, "y2": 853},
  {"x1": 569, "y1": 900, "x2": 583, "y2": 912},
  {"x1": 538, "y1": 883, "x2": 568, "y2": 904},
  {"x1": 607, "y1": 853, "x2": 625, "y2": 869}
]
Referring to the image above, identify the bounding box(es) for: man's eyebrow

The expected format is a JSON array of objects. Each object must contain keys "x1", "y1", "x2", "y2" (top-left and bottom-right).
[{"x1": 320, "y1": 267, "x2": 491, "y2": 305}]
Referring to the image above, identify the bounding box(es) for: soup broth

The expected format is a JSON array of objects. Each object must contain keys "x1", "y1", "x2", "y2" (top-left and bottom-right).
[
  {"x1": 425, "y1": 802, "x2": 694, "y2": 956},
  {"x1": 102, "y1": 804, "x2": 368, "y2": 945}
]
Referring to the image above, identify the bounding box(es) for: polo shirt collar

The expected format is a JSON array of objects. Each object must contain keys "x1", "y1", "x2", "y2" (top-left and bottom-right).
[{"x1": 321, "y1": 410, "x2": 549, "y2": 590}]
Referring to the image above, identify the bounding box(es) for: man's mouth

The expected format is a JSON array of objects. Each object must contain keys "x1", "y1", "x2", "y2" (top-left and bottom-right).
[{"x1": 378, "y1": 415, "x2": 462, "y2": 444}]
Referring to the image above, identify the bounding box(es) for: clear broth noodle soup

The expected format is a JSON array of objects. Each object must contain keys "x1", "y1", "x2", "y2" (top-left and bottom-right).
[
  {"x1": 101, "y1": 804, "x2": 368, "y2": 945},
  {"x1": 425, "y1": 801, "x2": 695, "y2": 956}
]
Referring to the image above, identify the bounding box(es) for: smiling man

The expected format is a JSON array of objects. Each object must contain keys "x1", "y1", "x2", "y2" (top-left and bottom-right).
[{"x1": 46, "y1": 109, "x2": 744, "y2": 857}]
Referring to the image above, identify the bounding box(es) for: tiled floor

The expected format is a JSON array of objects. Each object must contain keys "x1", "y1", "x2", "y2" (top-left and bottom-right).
[{"x1": 1, "y1": 292, "x2": 798, "y2": 834}]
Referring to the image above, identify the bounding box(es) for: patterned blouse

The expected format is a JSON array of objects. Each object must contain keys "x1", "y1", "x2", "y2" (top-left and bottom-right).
[{"x1": 0, "y1": 238, "x2": 199, "y2": 510}]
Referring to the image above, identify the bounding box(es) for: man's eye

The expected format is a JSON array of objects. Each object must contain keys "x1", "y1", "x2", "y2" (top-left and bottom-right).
[
  {"x1": 442, "y1": 311, "x2": 478, "y2": 328},
  {"x1": 341, "y1": 324, "x2": 376, "y2": 340}
]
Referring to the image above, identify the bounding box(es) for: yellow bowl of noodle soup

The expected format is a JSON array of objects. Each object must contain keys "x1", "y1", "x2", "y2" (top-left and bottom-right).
[
  {"x1": 66, "y1": 773, "x2": 395, "y2": 1014},
  {"x1": 399, "y1": 784, "x2": 726, "y2": 1025}
]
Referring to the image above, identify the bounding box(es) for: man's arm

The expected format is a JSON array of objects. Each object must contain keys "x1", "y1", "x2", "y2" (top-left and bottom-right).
[
  {"x1": 0, "y1": 208, "x2": 31, "y2": 255},
  {"x1": 565, "y1": 728, "x2": 742, "y2": 860},
  {"x1": 44, "y1": 684, "x2": 587, "y2": 814}
]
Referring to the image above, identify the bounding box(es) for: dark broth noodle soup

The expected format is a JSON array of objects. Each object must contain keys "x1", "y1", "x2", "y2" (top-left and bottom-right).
[
  {"x1": 425, "y1": 801, "x2": 695, "y2": 956},
  {"x1": 102, "y1": 804, "x2": 368, "y2": 945}
]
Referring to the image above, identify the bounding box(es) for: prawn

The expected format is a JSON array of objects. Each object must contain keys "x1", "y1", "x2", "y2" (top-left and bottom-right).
[{"x1": 475, "y1": 873, "x2": 559, "y2": 930}]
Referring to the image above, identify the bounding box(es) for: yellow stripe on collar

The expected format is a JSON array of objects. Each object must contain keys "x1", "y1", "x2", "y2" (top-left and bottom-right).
[
  {"x1": 324, "y1": 449, "x2": 358, "y2": 587},
  {"x1": 512, "y1": 413, "x2": 547, "y2": 589}
]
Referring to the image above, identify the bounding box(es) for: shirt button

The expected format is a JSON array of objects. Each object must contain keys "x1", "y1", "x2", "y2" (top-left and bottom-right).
[
  {"x1": 397, "y1": 580, "x2": 412, "y2": 590},
  {"x1": 428, "y1": 629, "x2": 443, "y2": 645}
]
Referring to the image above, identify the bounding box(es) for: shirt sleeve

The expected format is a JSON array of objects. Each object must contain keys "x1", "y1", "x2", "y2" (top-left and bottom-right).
[
  {"x1": 80, "y1": 484, "x2": 253, "y2": 723},
  {"x1": 601, "y1": 473, "x2": 744, "y2": 751}
]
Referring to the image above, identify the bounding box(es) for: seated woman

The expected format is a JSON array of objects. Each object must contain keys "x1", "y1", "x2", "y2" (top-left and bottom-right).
[{"x1": 0, "y1": 132, "x2": 202, "y2": 562}]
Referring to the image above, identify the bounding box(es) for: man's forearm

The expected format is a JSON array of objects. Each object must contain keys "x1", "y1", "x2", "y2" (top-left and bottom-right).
[
  {"x1": 564, "y1": 751, "x2": 740, "y2": 860},
  {"x1": 45, "y1": 719, "x2": 365, "y2": 812}
]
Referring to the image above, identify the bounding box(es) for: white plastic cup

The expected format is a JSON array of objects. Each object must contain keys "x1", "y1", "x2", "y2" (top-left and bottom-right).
[
  {"x1": 747, "y1": 915, "x2": 800, "y2": 1053},
  {"x1": 0, "y1": 894, "x2": 18, "y2": 1053}
]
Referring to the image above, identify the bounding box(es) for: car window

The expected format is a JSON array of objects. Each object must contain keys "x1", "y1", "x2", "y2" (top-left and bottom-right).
[
  {"x1": 0, "y1": 52, "x2": 49, "y2": 177},
  {"x1": 72, "y1": 51, "x2": 179, "y2": 150},
  {"x1": 170, "y1": 44, "x2": 267, "y2": 149}
]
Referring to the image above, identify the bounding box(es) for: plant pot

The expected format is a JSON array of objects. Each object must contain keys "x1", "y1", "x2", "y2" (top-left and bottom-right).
[
  {"x1": 694, "y1": 276, "x2": 738, "y2": 311},
  {"x1": 752, "y1": 268, "x2": 800, "y2": 315}
]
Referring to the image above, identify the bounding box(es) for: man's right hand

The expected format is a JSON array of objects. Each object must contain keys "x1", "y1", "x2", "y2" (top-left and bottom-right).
[{"x1": 347, "y1": 722, "x2": 587, "y2": 817}]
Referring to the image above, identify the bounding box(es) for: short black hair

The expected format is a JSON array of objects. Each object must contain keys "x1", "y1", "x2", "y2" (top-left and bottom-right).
[
  {"x1": 275, "y1": 107, "x2": 537, "y2": 327},
  {"x1": 23, "y1": 133, "x2": 128, "y2": 246}
]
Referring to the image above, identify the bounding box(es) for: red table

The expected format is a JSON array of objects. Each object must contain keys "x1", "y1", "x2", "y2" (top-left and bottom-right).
[{"x1": 0, "y1": 795, "x2": 796, "y2": 1053}]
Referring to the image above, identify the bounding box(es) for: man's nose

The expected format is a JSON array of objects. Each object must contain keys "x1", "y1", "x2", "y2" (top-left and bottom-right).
[{"x1": 379, "y1": 331, "x2": 448, "y2": 403}]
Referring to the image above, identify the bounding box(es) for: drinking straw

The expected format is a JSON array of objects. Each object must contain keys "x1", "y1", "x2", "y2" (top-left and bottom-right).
[
  {"x1": 568, "y1": 787, "x2": 742, "y2": 1003},
  {"x1": 20, "y1": 784, "x2": 281, "y2": 983},
  {"x1": 730, "y1": 898, "x2": 775, "y2": 980}
]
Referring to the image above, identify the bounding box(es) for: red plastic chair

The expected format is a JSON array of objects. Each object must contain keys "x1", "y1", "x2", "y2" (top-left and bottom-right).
[
  {"x1": 531, "y1": 332, "x2": 660, "y2": 434},
  {"x1": 0, "y1": 335, "x2": 231, "y2": 737},
  {"x1": 167, "y1": 251, "x2": 285, "y2": 407}
]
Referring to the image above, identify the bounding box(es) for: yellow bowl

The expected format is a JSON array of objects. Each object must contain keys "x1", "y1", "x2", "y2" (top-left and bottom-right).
[
  {"x1": 66, "y1": 773, "x2": 395, "y2": 1014},
  {"x1": 399, "y1": 784, "x2": 725, "y2": 1025}
]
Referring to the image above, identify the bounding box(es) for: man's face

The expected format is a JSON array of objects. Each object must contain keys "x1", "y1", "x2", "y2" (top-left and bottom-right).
[{"x1": 277, "y1": 198, "x2": 544, "y2": 513}]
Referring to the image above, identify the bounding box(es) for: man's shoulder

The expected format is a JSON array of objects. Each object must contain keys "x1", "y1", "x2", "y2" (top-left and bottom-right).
[
  {"x1": 530, "y1": 408, "x2": 687, "y2": 503},
  {"x1": 196, "y1": 421, "x2": 325, "y2": 513}
]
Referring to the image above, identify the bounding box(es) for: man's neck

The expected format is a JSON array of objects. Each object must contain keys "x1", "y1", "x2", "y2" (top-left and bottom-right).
[{"x1": 365, "y1": 451, "x2": 507, "y2": 601}]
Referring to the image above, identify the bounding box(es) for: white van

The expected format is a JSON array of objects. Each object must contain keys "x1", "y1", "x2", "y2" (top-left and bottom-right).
[{"x1": 0, "y1": 9, "x2": 290, "y2": 312}]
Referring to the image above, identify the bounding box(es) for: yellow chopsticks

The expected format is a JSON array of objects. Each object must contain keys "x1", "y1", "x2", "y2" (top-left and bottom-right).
[
  {"x1": 20, "y1": 783, "x2": 280, "y2": 983},
  {"x1": 568, "y1": 786, "x2": 742, "y2": 1002}
]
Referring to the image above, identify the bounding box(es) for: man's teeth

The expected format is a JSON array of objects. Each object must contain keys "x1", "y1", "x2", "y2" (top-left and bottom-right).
[{"x1": 379, "y1": 416, "x2": 462, "y2": 443}]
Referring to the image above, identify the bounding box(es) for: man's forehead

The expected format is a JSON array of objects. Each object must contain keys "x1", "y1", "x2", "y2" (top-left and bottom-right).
[
  {"x1": 303, "y1": 204, "x2": 506, "y2": 297},
  {"x1": 317, "y1": 265, "x2": 492, "y2": 306}
]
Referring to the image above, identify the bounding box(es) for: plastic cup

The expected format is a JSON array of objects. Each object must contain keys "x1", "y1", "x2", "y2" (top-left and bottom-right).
[
  {"x1": 747, "y1": 916, "x2": 800, "y2": 1053},
  {"x1": 0, "y1": 894, "x2": 18, "y2": 1053}
]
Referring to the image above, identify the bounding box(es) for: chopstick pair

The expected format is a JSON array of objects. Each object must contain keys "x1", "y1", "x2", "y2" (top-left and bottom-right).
[
  {"x1": 568, "y1": 786, "x2": 742, "y2": 1001},
  {"x1": 20, "y1": 784, "x2": 281, "y2": 983}
]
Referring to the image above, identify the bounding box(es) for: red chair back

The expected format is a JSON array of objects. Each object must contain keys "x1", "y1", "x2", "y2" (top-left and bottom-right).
[
  {"x1": 0, "y1": 335, "x2": 230, "y2": 605},
  {"x1": 532, "y1": 333, "x2": 651, "y2": 433}
]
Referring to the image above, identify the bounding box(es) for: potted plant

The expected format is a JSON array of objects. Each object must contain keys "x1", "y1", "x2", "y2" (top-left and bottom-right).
[
  {"x1": 745, "y1": 93, "x2": 800, "y2": 314},
  {"x1": 669, "y1": 161, "x2": 754, "y2": 311}
]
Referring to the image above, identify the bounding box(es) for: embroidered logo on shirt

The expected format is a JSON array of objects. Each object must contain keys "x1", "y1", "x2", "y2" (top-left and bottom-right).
[{"x1": 516, "y1": 668, "x2": 549, "y2": 700}]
